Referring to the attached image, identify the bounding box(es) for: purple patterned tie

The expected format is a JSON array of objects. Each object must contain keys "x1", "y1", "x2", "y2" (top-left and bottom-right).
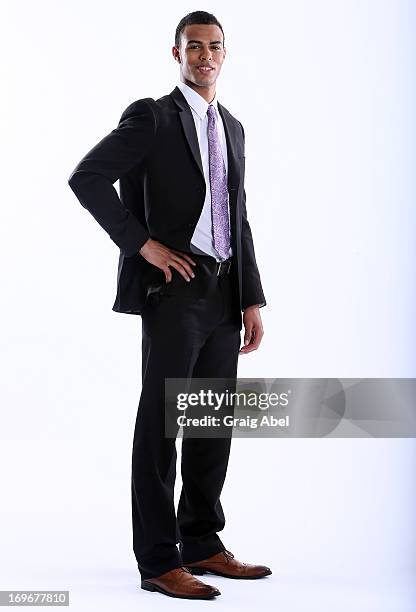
[{"x1": 207, "y1": 104, "x2": 230, "y2": 260}]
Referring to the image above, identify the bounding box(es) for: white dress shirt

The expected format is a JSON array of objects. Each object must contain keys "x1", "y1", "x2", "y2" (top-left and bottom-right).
[{"x1": 177, "y1": 81, "x2": 233, "y2": 262}]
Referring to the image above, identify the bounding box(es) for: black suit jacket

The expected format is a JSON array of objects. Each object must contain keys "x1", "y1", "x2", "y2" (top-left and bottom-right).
[{"x1": 68, "y1": 86, "x2": 266, "y2": 330}]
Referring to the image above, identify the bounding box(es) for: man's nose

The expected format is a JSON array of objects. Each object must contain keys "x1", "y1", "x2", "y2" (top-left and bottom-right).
[{"x1": 199, "y1": 48, "x2": 212, "y2": 61}]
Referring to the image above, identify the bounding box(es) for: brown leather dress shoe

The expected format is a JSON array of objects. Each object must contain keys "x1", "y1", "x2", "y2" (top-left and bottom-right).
[
  {"x1": 141, "y1": 567, "x2": 221, "y2": 599},
  {"x1": 184, "y1": 549, "x2": 272, "y2": 579}
]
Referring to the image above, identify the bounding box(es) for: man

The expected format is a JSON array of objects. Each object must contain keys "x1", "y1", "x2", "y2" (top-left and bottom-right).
[{"x1": 68, "y1": 10, "x2": 270, "y2": 601}]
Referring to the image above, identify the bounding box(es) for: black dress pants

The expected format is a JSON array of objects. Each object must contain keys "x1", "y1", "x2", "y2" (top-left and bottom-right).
[{"x1": 131, "y1": 254, "x2": 241, "y2": 580}]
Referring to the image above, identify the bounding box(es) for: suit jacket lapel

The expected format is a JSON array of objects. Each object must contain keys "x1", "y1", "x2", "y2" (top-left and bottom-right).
[
  {"x1": 170, "y1": 86, "x2": 240, "y2": 191},
  {"x1": 170, "y1": 86, "x2": 204, "y2": 180},
  {"x1": 217, "y1": 101, "x2": 240, "y2": 191}
]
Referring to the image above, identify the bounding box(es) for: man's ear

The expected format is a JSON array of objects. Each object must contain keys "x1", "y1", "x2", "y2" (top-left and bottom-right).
[{"x1": 172, "y1": 46, "x2": 181, "y2": 63}]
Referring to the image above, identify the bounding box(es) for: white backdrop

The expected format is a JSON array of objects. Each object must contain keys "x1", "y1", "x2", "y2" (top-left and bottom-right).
[{"x1": 1, "y1": 1, "x2": 415, "y2": 610}]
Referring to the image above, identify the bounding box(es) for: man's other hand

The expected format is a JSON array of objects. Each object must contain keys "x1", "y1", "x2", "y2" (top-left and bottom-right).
[
  {"x1": 139, "y1": 238, "x2": 196, "y2": 283},
  {"x1": 240, "y1": 305, "x2": 264, "y2": 354}
]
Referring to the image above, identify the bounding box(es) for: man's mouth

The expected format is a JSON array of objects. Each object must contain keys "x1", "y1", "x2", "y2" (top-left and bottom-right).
[{"x1": 196, "y1": 66, "x2": 214, "y2": 74}]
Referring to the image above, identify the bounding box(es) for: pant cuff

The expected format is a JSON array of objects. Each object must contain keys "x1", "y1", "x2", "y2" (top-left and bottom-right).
[
  {"x1": 179, "y1": 536, "x2": 226, "y2": 565},
  {"x1": 138, "y1": 552, "x2": 184, "y2": 581}
]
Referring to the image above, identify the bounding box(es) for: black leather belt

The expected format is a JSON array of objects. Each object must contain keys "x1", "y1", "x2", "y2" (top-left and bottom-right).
[{"x1": 186, "y1": 252, "x2": 232, "y2": 276}]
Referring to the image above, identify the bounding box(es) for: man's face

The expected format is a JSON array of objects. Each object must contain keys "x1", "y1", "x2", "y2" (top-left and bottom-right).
[{"x1": 173, "y1": 24, "x2": 226, "y2": 88}]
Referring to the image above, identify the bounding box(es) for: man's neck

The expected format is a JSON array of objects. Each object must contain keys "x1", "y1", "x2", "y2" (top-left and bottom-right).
[{"x1": 181, "y1": 78, "x2": 216, "y2": 104}]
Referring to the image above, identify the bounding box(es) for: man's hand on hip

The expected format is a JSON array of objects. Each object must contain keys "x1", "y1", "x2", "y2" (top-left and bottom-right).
[
  {"x1": 139, "y1": 238, "x2": 196, "y2": 283},
  {"x1": 240, "y1": 305, "x2": 264, "y2": 354}
]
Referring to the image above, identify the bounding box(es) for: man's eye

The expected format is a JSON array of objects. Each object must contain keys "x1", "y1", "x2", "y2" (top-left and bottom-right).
[{"x1": 188, "y1": 45, "x2": 222, "y2": 50}]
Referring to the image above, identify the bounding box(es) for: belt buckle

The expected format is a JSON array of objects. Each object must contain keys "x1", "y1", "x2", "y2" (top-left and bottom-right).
[{"x1": 217, "y1": 259, "x2": 230, "y2": 276}]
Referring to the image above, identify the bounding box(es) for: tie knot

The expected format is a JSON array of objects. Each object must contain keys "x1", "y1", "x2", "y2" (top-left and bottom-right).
[{"x1": 207, "y1": 104, "x2": 216, "y2": 120}]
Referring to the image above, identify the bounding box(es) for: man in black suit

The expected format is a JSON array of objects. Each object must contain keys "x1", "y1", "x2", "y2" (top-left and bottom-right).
[{"x1": 68, "y1": 10, "x2": 270, "y2": 600}]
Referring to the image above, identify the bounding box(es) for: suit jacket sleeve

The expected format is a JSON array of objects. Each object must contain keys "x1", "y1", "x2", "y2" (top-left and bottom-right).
[
  {"x1": 239, "y1": 121, "x2": 267, "y2": 311},
  {"x1": 68, "y1": 99, "x2": 157, "y2": 257}
]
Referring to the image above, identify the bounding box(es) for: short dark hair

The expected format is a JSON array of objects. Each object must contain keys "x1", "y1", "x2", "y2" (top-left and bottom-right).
[{"x1": 175, "y1": 11, "x2": 225, "y2": 48}]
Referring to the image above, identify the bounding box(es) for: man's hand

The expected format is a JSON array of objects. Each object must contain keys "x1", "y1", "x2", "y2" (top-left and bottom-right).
[
  {"x1": 139, "y1": 238, "x2": 196, "y2": 283},
  {"x1": 239, "y1": 305, "x2": 264, "y2": 354}
]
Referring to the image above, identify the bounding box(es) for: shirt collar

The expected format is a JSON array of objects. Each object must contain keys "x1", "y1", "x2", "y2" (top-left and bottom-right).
[{"x1": 177, "y1": 81, "x2": 218, "y2": 120}]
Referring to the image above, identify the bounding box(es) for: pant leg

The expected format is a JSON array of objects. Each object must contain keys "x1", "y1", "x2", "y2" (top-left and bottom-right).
[
  {"x1": 131, "y1": 270, "x2": 225, "y2": 580},
  {"x1": 177, "y1": 273, "x2": 241, "y2": 563}
]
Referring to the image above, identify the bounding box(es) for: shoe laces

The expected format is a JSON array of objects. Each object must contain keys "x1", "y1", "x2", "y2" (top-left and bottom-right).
[
  {"x1": 180, "y1": 567, "x2": 193, "y2": 574},
  {"x1": 223, "y1": 549, "x2": 234, "y2": 560}
]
